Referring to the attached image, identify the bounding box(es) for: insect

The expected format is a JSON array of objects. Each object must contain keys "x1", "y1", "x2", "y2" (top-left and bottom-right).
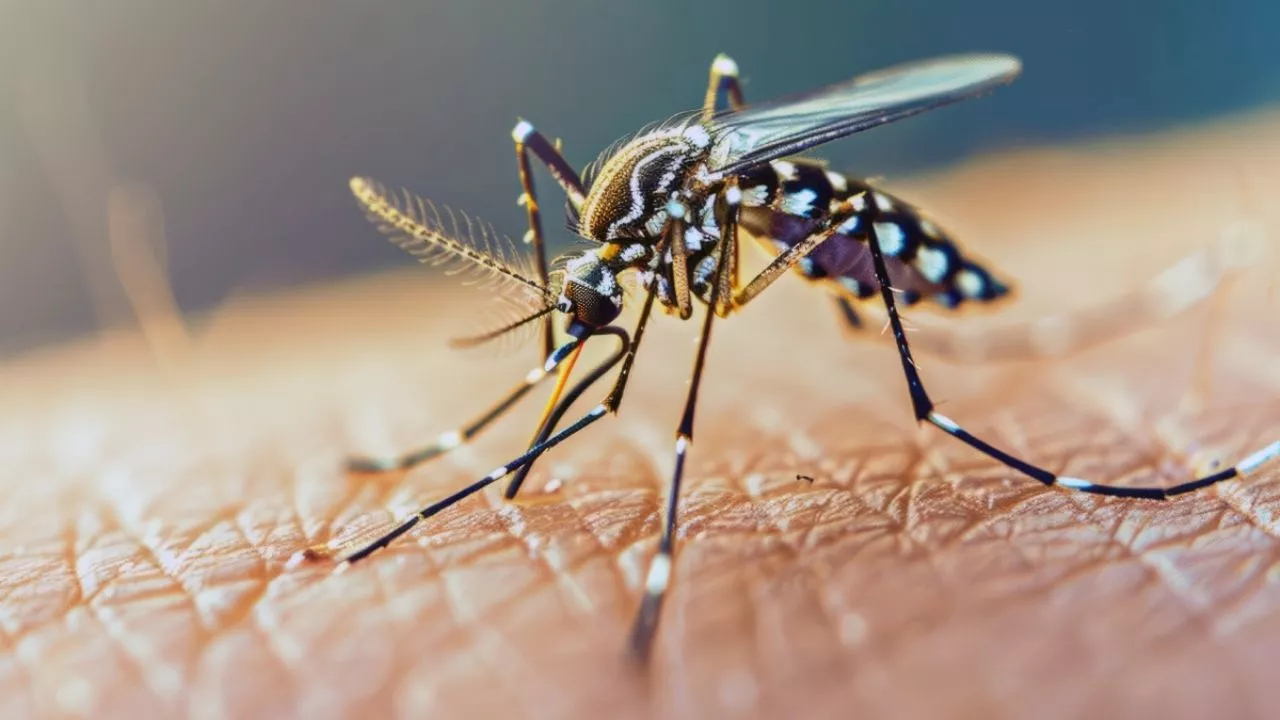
[{"x1": 336, "y1": 53, "x2": 1280, "y2": 662}]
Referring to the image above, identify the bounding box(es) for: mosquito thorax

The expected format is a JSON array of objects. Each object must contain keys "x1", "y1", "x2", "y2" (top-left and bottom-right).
[{"x1": 576, "y1": 123, "x2": 714, "y2": 242}]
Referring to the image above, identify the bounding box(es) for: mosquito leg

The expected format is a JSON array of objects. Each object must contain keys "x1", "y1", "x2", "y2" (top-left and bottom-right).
[
  {"x1": 629, "y1": 199, "x2": 738, "y2": 663},
  {"x1": 512, "y1": 119, "x2": 585, "y2": 358},
  {"x1": 347, "y1": 339, "x2": 584, "y2": 473},
  {"x1": 860, "y1": 193, "x2": 1280, "y2": 499},
  {"x1": 340, "y1": 314, "x2": 656, "y2": 565},
  {"x1": 502, "y1": 332, "x2": 628, "y2": 498},
  {"x1": 502, "y1": 271, "x2": 663, "y2": 500},
  {"x1": 730, "y1": 192, "x2": 866, "y2": 309},
  {"x1": 702, "y1": 53, "x2": 746, "y2": 117}
]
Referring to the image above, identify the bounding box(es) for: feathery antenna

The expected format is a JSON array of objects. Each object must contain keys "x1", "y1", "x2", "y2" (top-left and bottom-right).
[{"x1": 350, "y1": 177, "x2": 553, "y2": 300}]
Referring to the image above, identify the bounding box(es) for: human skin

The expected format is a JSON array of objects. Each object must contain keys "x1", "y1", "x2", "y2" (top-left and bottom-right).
[{"x1": 1, "y1": 114, "x2": 1278, "y2": 719}]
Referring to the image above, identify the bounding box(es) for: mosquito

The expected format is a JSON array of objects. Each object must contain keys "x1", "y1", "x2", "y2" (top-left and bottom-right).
[{"x1": 336, "y1": 53, "x2": 1280, "y2": 662}]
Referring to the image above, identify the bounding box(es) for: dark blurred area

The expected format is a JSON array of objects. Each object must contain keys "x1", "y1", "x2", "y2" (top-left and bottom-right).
[{"x1": 1, "y1": 0, "x2": 1277, "y2": 356}]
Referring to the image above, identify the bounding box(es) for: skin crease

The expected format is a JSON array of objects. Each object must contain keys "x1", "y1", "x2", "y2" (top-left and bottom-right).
[{"x1": 1, "y1": 116, "x2": 1279, "y2": 720}]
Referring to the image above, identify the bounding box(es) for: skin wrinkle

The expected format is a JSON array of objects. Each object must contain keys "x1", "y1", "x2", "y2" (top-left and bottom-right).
[{"x1": 3, "y1": 120, "x2": 1280, "y2": 717}]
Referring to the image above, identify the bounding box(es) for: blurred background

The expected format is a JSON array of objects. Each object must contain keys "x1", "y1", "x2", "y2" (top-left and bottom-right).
[{"x1": 1, "y1": 0, "x2": 1278, "y2": 357}]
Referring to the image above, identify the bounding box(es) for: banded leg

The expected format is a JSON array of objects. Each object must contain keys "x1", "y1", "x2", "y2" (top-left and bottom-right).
[
  {"x1": 340, "y1": 305, "x2": 659, "y2": 565},
  {"x1": 859, "y1": 193, "x2": 1280, "y2": 499},
  {"x1": 700, "y1": 54, "x2": 852, "y2": 326},
  {"x1": 503, "y1": 286, "x2": 661, "y2": 500},
  {"x1": 701, "y1": 56, "x2": 744, "y2": 317},
  {"x1": 703, "y1": 53, "x2": 746, "y2": 118},
  {"x1": 503, "y1": 235, "x2": 666, "y2": 498},
  {"x1": 347, "y1": 339, "x2": 583, "y2": 473},
  {"x1": 512, "y1": 119, "x2": 586, "y2": 358},
  {"x1": 629, "y1": 195, "x2": 739, "y2": 662},
  {"x1": 348, "y1": 121, "x2": 587, "y2": 474},
  {"x1": 730, "y1": 193, "x2": 866, "y2": 308}
]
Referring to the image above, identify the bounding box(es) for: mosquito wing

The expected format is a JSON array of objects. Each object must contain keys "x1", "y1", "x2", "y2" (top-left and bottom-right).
[{"x1": 705, "y1": 54, "x2": 1021, "y2": 177}]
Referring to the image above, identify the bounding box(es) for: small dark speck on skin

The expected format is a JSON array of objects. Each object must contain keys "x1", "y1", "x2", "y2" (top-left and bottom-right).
[
  {"x1": 797, "y1": 474, "x2": 815, "y2": 484},
  {"x1": 287, "y1": 546, "x2": 336, "y2": 569}
]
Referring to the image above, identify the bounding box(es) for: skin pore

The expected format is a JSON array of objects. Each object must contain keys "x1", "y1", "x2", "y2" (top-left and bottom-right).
[{"x1": 1, "y1": 114, "x2": 1278, "y2": 718}]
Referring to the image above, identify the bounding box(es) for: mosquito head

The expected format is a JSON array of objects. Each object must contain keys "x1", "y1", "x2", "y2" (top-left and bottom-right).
[
  {"x1": 577, "y1": 123, "x2": 713, "y2": 242},
  {"x1": 556, "y1": 252, "x2": 622, "y2": 337}
]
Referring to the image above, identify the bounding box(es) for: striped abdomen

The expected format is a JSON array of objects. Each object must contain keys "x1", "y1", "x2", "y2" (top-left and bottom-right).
[{"x1": 735, "y1": 158, "x2": 1011, "y2": 310}]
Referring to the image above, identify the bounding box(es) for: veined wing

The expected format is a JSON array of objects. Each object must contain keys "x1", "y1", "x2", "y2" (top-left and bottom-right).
[{"x1": 705, "y1": 54, "x2": 1020, "y2": 177}]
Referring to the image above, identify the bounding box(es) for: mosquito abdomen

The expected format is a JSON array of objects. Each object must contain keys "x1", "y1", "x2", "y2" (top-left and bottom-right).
[{"x1": 736, "y1": 159, "x2": 1010, "y2": 309}]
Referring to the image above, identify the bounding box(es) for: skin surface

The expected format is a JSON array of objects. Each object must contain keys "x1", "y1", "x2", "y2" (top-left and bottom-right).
[{"x1": 1, "y1": 114, "x2": 1278, "y2": 719}]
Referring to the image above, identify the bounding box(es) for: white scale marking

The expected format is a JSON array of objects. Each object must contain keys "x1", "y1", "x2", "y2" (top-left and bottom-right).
[
  {"x1": 874, "y1": 222, "x2": 906, "y2": 256},
  {"x1": 511, "y1": 119, "x2": 535, "y2": 142},
  {"x1": 686, "y1": 227, "x2": 704, "y2": 251},
  {"x1": 837, "y1": 215, "x2": 861, "y2": 235},
  {"x1": 596, "y1": 270, "x2": 617, "y2": 296},
  {"x1": 915, "y1": 246, "x2": 950, "y2": 283},
  {"x1": 956, "y1": 269, "x2": 985, "y2": 298},
  {"x1": 682, "y1": 124, "x2": 711, "y2": 148},
  {"x1": 620, "y1": 243, "x2": 647, "y2": 262},
  {"x1": 645, "y1": 553, "x2": 672, "y2": 594},
  {"x1": 772, "y1": 160, "x2": 798, "y2": 181},
  {"x1": 740, "y1": 185, "x2": 769, "y2": 207},
  {"x1": 724, "y1": 185, "x2": 742, "y2": 206},
  {"x1": 781, "y1": 189, "x2": 817, "y2": 216},
  {"x1": 712, "y1": 54, "x2": 739, "y2": 76},
  {"x1": 1057, "y1": 476, "x2": 1094, "y2": 489},
  {"x1": 929, "y1": 412, "x2": 960, "y2": 433},
  {"x1": 437, "y1": 430, "x2": 463, "y2": 450},
  {"x1": 608, "y1": 146, "x2": 686, "y2": 237},
  {"x1": 644, "y1": 210, "x2": 669, "y2": 236},
  {"x1": 1240, "y1": 441, "x2": 1280, "y2": 474}
]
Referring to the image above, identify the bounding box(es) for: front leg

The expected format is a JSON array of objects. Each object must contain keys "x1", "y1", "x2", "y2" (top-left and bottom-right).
[
  {"x1": 700, "y1": 56, "x2": 866, "y2": 327},
  {"x1": 512, "y1": 119, "x2": 587, "y2": 359},
  {"x1": 703, "y1": 53, "x2": 746, "y2": 117}
]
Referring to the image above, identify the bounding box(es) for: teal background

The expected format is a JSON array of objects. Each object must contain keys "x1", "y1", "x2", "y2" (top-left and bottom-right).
[{"x1": 2, "y1": 1, "x2": 1277, "y2": 353}]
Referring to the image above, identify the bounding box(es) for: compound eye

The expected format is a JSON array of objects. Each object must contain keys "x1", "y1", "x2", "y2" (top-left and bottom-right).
[{"x1": 564, "y1": 282, "x2": 620, "y2": 327}]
